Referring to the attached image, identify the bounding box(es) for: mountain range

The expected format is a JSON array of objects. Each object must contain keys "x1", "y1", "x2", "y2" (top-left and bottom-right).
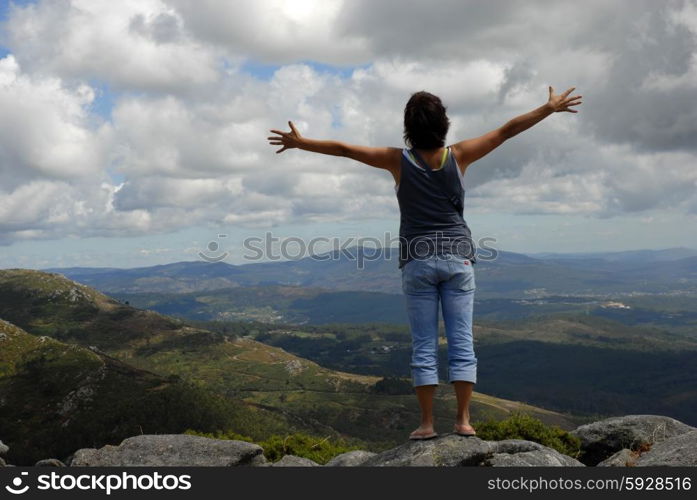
[{"x1": 46, "y1": 246, "x2": 697, "y2": 298}]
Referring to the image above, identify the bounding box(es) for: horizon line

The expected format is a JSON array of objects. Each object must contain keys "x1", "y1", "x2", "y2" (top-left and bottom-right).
[{"x1": 17, "y1": 245, "x2": 697, "y2": 272}]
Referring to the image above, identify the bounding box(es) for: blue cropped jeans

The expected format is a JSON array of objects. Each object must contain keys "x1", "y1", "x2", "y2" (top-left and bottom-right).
[{"x1": 401, "y1": 253, "x2": 477, "y2": 387}]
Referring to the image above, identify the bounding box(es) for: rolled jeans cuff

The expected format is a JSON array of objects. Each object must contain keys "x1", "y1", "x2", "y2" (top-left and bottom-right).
[
  {"x1": 448, "y1": 367, "x2": 477, "y2": 384},
  {"x1": 412, "y1": 370, "x2": 439, "y2": 387}
]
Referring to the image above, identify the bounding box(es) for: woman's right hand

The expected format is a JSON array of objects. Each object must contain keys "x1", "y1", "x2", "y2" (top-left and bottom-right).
[
  {"x1": 547, "y1": 86, "x2": 583, "y2": 113},
  {"x1": 268, "y1": 121, "x2": 303, "y2": 153}
]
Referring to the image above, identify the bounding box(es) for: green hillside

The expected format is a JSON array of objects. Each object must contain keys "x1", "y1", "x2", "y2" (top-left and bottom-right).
[
  {"x1": 113, "y1": 285, "x2": 407, "y2": 324},
  {"x1": 0, "y1": 269, "x2": 187, "y2": 352},
  {"x1": 245, "y1": 316, "x2": 697, "y2": 426},
  {"x1": 0, "y1": 319, "x2": 258, "y2": 465},
  {"x1": 0, "y1": 269, "x2": 583, "y2": 455}
]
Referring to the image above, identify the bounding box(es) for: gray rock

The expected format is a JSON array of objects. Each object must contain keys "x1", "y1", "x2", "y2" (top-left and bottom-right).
[
  {"x1": 634, "y1": 430, "x2": 697, "y2": 466},
  {"x1": 358, "y1": 434, "x2": 583, "y2": 467},
  {"x1": 0, "y1": 440, "x2": 8, "y2": 457},
  {"x1": 325, "y1": 450, "x2": 376, "y2": 467},
  {"x1": 484, "y1": 440, "x2": 584, "y2": 467},
  {"x1": 484, "y1": 452, "x2": 578, "y2": 467},
  {"x1": 69, "y1": 435, "x2": 267, "y2": 467},
  {"x1": 271, "y1": 455, "x2": 320, "y2": 467},
  {"x1": 35, "y1": 459, "x2": 66, "y2": 467},
  {"x1": 571, "y1": 415, "x2": 695, "y2": 465},
  {"x1": 0, "y1": 457, "x2": 5, "y2": 467},
  {"x1": 361, "y1": 434, "x2": 495, "y2": 466},
  {"x1": 597, "y1": 449, "x2": 637, "y2": 467}
]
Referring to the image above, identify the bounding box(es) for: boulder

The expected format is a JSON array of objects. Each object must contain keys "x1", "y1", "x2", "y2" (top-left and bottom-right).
[
  {"x1": 325, "y1": 450, "x2": 376, "y2": 467},
  {"x1": 483, "y1": 440, "x2": 584, "y2": 467},
  {"x1": 361, "y1": 434, "x2": 494, "y2": 466},
  {"x1": 634, "y1": 430, "x2": 697, "y2": 466},
  {"x1": 69, "y1": 435, "x2": 267, "y2": 467},
  {"x1": 0, "y1": 440, "x2": 8, "y2": 457},
  {"x1": 16, "y1": 413, "x2": 697, "y2": 468},
  {"x1": 570, "y1": 415, "x2": 695, "y2": 465},
  {"x1": 0, "y1": 457, "x2": 5, "y2": 467},
  {"x1": 35, "y1": 459, "x2": 66, "y2": 467},
  {"x1": 271, "y1": 455, "x2": 320, "y2": 467},
  {"x1": 597, "y1": 449, "x2": 637, "y2": 467},
  {"x1": 359, "y1": 434, "x2": 583, "y2": 467}
]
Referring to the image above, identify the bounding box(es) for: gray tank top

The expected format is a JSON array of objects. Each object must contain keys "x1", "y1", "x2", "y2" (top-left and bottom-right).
[{"x1": 395, "y1": 147, "x2": 477, "y2": 269}]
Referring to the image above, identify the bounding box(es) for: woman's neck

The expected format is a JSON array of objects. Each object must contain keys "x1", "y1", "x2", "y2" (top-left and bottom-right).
[{"x1": 413, "y1": 146, "x2": 447, "y2": 171}]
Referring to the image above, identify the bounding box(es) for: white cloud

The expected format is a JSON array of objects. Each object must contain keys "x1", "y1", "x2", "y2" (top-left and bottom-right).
[
  {"x1": 4, "y1": 0, "x2": 220, "y2": 91},
  {"x1": 166, "y1": 0, "x2": 368, "y2": 65},
  {"x1": 0, "y1": 55, "x2": 106, "y2": 185},
  {"x1": 469, "y1": 141, "x2": 697, "y2": 217},
  {"x1": 0, "y1": 55, "x2": 158, "y2": 242},
  {"x1": 356, "y1": 59, "x2": 507, "y2": 109},
  {"x1": 115, "y1": 177, "x2": 243, "y2": 210},
  {"x1": 1, "y1": 0, "x2": 697, "y2": 252}
]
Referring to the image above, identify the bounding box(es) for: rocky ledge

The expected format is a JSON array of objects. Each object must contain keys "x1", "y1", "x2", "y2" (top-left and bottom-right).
[{"x1": 2, "y1": 415, "x2": 696, "y2": 467}]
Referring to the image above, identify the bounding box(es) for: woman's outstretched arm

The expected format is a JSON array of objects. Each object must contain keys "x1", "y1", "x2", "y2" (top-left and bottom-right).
[
  {"x1": 449, "y1": 86, "x2": 582, "y2": 173},
  {"x1": 267, "y1": 121, "x2": 401, "y2": 175}
]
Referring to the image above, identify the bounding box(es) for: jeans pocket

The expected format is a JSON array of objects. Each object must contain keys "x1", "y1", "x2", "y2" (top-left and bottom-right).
[
  {"x1": 402, "y1": 258, "x2": 431, "y2": 293},
  {"x1": 451, "y1": 258, "x2": 475, "y2": 292}
]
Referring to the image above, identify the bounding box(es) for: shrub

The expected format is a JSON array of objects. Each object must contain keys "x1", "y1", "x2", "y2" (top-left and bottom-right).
[
  {"x1": 258, "y1": 433, "x2": 360, "y2": 464},
  {"x1": 473, "y1": 411, "x2": 581, "y2": 458},
  {"x1": 369, "y1": 376, "x2": 413, "y2": 395},
  {"x1": 184, "y1": 430, "x2": 361, "y2": 465},
  {"x1": 184, "y1": 429, "x2": 254, "y2": 442}
]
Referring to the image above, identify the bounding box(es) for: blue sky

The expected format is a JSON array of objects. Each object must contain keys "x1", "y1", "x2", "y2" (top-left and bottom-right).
[
  {"x1": 1, "y1": 0, "x2": 696, "y2": 269},
  {"x1": 0, "y1": 0, "x2": 33, "y2": 21},
  {"x1": 0, "y1": 0, "x2": 14, "y2": 58}
]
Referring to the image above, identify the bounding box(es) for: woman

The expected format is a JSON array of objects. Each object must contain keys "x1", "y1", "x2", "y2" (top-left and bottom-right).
[{"x1": 268, "y1": 86, "x2": 582, "y2": 440}]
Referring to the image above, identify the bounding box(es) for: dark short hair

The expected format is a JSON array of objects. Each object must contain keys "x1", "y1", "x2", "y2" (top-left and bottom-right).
[{"x1": 403, "y1": 91, "x2": 450, "y2": 149}]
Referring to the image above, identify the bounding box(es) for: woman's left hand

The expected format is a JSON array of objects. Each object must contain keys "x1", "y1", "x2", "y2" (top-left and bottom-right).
[
  {"x1": 268, "y1": 121, "x2": 303, "y2": 153},
  {"x1": 547, "y1": 86, "x2": 582, "y2": 113}
]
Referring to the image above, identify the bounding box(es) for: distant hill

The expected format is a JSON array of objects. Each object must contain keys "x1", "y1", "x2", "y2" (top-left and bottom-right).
[
  {"x1": 44, "y1": 246, "x2": 697, "y2": 297},
  {"x1": 43, "y1": 261, "x2": 245, "y2": 294},
  {"x1": 528, "y1": 247, "x2": 697, "y2": 262},
  {"x1": 105, "y1": 284, "x2": 697, "y2": 340}
]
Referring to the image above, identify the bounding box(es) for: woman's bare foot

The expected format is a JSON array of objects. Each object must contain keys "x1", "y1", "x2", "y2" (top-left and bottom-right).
[
  {"x1": 453, "y1": 422, "x2": 476, "y2": 436},
  {"x1": 409, "y1": 424, "x2": 438, "y2": 440}
]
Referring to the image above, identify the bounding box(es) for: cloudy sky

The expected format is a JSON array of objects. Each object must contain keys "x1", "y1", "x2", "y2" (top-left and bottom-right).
[{"x1": 1, "y1": 0, "x2": 696, "y2": 268}]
